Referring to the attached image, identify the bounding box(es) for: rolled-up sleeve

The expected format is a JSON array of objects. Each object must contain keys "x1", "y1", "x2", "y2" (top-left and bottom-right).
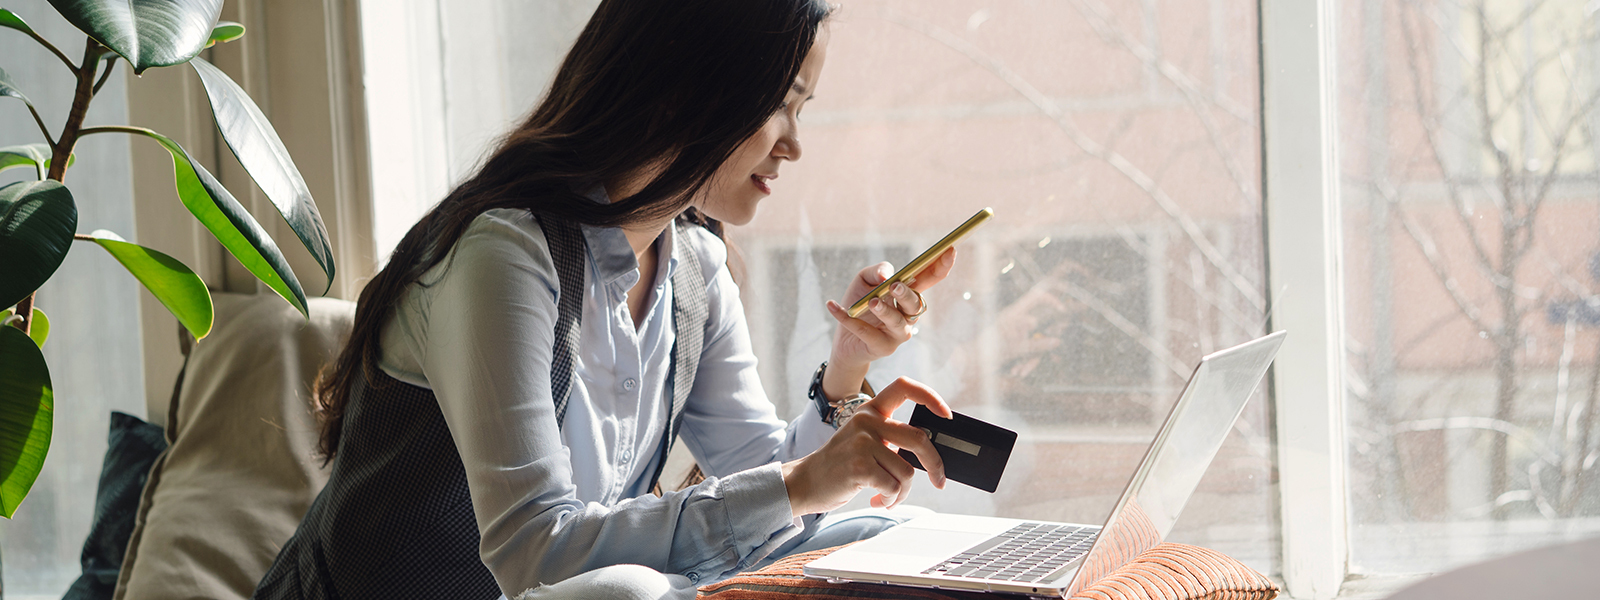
[{"x1": 668, "y1": 463, "x2": 801, "y2": 580}]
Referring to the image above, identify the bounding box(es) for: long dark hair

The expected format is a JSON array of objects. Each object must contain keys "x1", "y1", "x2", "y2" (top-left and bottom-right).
[{"x1": 316, "y1": 0, "x2": 833, "y2": 459}]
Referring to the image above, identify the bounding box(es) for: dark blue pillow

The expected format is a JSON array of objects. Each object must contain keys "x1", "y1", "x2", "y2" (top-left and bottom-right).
[{"x1": 62, "y1": 411, "x2": 168, "y2": 600}]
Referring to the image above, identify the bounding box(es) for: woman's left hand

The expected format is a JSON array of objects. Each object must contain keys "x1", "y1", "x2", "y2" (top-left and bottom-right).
[{"x1": 818, "y1": 248, "x2": 957, "y2": 400}]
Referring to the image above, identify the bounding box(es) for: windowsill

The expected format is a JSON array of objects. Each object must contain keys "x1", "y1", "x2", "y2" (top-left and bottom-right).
[
  {"x1": 1323, "y1": 574, "x2": 1431, "y2": 600},
  {"x1": 1277, "y1": 518, "x2": 1600, "y2": 599},
  {"x1": 1264, "y1": 573, "x2": 1433, "y2": 600}
]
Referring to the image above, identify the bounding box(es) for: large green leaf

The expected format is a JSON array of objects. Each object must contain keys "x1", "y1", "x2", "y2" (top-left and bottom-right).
[
  {"x1": 0, "y1": 8, "x2": 36, "y2": 35},
  {"x1": 0, "y1": 324, "x2": 52, "y2": 519},
  {"x1": 205, "y1": 20, "x2": 242, "y2": 47},
  {"x1": 46, "y1": 0, "x2": 222, "y2": 74},
  {"x1": 192, "y1": 58, "x2": 335, "y2": 292},
  {"x1": 129, "y1": 127, "x2": 307, "y2": 316},
  {"x1": 88, "y1": 229, "x2": 213, "y2": 339},
  {"x1": 0, "y1": 180, "x2": 77, "y2": 310},
  {"x1": 0, "y1": 307, "x2": 50, "y2": 348},
  {"x1": 0, "y1": 144, "x2": 74, "y2": 180}
]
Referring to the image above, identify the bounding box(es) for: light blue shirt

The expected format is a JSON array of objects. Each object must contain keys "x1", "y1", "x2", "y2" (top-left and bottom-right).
[{"x1": 377, "y1": 205, "x2": 835, "y2": 594}]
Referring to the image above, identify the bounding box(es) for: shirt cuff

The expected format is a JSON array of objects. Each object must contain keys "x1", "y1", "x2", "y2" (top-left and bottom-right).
[{"x1": 719, "y1": 462, "x2": 802, "y2": 570}]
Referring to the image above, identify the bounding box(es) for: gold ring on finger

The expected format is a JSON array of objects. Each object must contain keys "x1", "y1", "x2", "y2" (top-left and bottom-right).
[{"x1": 906, "y1": 288, "x2": 929, "y2": 319}]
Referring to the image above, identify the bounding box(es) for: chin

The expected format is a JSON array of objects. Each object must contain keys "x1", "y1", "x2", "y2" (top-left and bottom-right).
[
  {"x1": 700, "y1": 196, "x2": 762, "y2": 226},
  {"x1": 718, "y1": 209, "x2": 758, "y2": 227}
]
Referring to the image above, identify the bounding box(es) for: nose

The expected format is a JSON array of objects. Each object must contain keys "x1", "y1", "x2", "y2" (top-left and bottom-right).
[{"x1": 772, "y1": 121, "x2": 802, "y2": 162}]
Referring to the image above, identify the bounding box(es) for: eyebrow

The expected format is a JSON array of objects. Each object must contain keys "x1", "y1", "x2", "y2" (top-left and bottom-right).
[{"x1": 791, "y1": 81, "x2": 811, "y2": 96}]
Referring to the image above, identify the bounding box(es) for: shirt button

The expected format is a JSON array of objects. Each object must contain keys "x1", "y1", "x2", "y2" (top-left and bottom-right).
[
  {"x1": 621, "y1": 449, "x2": 633, "y2": 462},
  {"x1": 623, "y1": 378, "x2": 637, "y2": 391},
  {"x1": 688, "y1": 573, "x2": 700, "y2": 583}
]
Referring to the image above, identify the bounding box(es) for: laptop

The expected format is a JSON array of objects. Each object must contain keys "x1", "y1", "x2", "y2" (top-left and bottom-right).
[{"x1": 804, "y1": 331, "x2": 1287, "y2": 598}]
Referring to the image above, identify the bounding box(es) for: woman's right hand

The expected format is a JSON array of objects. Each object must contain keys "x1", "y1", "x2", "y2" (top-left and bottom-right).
[{"x1": 781, "y1": 377, "x2": 952, "y2": 517}]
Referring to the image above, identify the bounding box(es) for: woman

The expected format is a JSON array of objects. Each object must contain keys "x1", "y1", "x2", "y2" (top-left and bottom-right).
[{"x1": 256, "y1": 1, "x2": 954, "y2": 599}]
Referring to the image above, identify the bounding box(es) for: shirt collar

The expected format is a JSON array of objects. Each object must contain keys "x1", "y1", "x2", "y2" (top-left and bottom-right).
[{"x1": 576, "y1": 183, "x2": 680, "y2": 288}]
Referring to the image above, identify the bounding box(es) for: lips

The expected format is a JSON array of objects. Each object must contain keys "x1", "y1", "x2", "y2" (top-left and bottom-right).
[{"x1": 751, "y1": 174, "x2": 775, "y2": 194}]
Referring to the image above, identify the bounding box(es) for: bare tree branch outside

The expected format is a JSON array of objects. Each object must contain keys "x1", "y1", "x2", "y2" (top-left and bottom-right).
[
  {"x1": 733, "y1": 0, "x2": 1275, "y2": 573},
  {"x1": 1342, "y1": 0, "x2": 1600, "y2": 570}
]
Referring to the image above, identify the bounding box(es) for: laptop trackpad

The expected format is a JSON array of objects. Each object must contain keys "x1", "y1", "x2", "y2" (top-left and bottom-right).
[{"x1": 854, "y1": 526, "x2": 992, "y2": 559}]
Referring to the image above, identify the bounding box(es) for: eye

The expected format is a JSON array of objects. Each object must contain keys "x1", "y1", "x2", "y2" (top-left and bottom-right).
[{"x1": 794, "y1": 95, "x2": 814, "y2": 119}]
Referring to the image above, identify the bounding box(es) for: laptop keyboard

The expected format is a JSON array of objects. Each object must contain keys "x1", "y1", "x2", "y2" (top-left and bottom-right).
[{"x1": 921, "y1": 522, "x2": 1100, "y2": 583}]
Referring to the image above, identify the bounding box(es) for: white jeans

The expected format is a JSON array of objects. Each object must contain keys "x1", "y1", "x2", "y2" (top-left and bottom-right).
[{"x1": 509, "y1": 507, "x2": 930, "y2": 600}]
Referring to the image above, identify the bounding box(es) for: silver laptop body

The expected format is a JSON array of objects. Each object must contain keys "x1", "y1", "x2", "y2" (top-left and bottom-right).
[{"x1": 804, "y1": 331, "x2": 1287, "y2": 598}]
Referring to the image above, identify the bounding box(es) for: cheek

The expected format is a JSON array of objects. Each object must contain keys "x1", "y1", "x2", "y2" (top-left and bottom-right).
[
  {"x1": 715, "y1": 142, "x2": 769, "y2": 191},
  {"x1": 741, "y1": 118, "x2": 787, "y2": 164},
  {"x1": 739, "y1": 135, "x2": 777, "y2": 169}
]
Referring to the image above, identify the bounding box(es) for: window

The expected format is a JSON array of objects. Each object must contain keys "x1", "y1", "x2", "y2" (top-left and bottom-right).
[
  {"x1": 366, "y1": 0, "x2": 1274, "y2": 578},
  {"x1": 751, "y1": 242, "x2": 916, "y2": 414},
  {"x1": 990, "y1": 232, "x2": 1159, "y2": 426},
  {"x1": 0, "y1": 0, "x2": 1571, "y2": 597},
  {"x1": 1338, "y1": 0, "x2": 1600, "y2": 577},
  {"x1": 728, "y1": 0, "x2": 1273, "y2": 572}
]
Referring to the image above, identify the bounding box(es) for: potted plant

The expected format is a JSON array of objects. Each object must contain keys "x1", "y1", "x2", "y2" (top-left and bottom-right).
[{"x1": 0, "y1": 0, "x2": 331, "y2": 519}]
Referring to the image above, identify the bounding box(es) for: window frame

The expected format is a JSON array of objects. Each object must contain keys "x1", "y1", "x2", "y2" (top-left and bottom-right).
[
  {"x1": 356, "y1": 0, "x2": 1365, "y2": 596},
  {"x1": 1261, "y1": 0, "x2": 1353, "y2": 598}
]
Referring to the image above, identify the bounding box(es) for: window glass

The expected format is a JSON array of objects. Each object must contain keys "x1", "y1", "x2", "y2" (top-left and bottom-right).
[
  {"x1": 372, "y1": 0, "x2": 1273, "y2": 576},
  {"x1": 1339, "y1": 0, "x2": 1600, "y2": 575},
  {"x1": 731, "y1": 0, "x2": 1273, "y2": 573},
  {"x1": 0, "y1": 0, "x2": 144, "y2": 595}
]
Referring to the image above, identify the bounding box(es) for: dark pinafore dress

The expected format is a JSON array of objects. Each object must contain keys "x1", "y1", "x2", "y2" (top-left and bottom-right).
[{"x1": 253, "y1": 217, "x2": 711, "y2": 600}]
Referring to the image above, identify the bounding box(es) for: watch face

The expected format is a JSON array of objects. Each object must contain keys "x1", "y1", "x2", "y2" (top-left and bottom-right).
[
  {"x1": 834, "y1": 403, "x2": 860, "y2": 424},
  {"x1": 831, "y1": 395, "x2": 871, "y2": 425}
]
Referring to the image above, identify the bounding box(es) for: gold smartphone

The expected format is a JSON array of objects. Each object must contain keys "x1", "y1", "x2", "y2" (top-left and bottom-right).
[{"x1": 846, "y1": 207, "x2": 993, "y2": 318}]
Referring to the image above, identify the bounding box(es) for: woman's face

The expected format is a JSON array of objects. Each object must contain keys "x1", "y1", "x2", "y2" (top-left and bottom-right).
[{"x1": 694, "y1": 29, "x2": 829, "y2": 226}]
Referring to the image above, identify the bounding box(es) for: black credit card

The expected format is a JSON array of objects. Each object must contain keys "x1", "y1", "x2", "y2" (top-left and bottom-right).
[{"x1": 897, "y1": 404, "x2": 1017, "y2": 493}]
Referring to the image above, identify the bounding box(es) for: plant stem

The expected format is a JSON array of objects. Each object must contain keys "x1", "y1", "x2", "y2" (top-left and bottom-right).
[
  {"x1": 10, "y1": 294, "x2": 34, "y2": 335},
  {"x1": 92, "y1": 56, "x2": 118, "y2": 96},
  {"x1": 25, "y1": 100, "x2": 54, "y2": 146},
  {"x1": 23, "y1": 27, "x2": 76, "y2": 73},
  {"x1": 17, "y1": 38, "x2": 103, "y2": 335},
  {"x1": 78, "y1": 125, "x2": 152, "y2": 137},
  {"x1": 48, "y1": 37, "x2": 100, "y2": 183}
]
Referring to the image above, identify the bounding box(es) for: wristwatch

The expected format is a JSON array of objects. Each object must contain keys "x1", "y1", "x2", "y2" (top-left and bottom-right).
[{"x1": 808, "y1": 361, "x2": 875, "y2": 428}]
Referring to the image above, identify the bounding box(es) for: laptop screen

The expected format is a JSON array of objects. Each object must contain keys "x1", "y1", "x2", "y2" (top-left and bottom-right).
[{"x1": 1066, "y1": 331, "x2": 1285, "y2": 596}]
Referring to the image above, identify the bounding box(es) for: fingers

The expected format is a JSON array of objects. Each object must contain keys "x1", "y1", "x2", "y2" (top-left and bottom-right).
[
  {"x1": 809, "y1": 380, "x2": 954, "y2": 510},
  {"x1": 873, "y1": 262, "x2": 893, "y2": 285},
  {"x1": 869, "y1": 444, "x2": 916, "y2": 508},
  {"x1": 868, "y1": 296, "x2": 914, "y2": 337},
  {"x1": 855, "y1": 424, "x2": 945, "y2": 507},
  {"x1": 853, "y1": 262, "x2": 893, "y2": 291},
  {"x1": 864, "y1": 377, "x2": 953, "y2": 419},
  {"x1": 827, "y1": 300, "x2": 906, "y2": 353},
  {"x1": 885, "y1": 282, "x2": 924, "y2": 318},
  {"x1": 908, "y1": 247, "x2": 957, "y2": 293},
  {"x1": 870, "y1": 419, "x2": 947, "y2": 490}
]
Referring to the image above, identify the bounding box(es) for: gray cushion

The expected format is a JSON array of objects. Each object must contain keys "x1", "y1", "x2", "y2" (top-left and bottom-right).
[{"x1": 63, "y1": 411, "x2": 168, "y2": 600}]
